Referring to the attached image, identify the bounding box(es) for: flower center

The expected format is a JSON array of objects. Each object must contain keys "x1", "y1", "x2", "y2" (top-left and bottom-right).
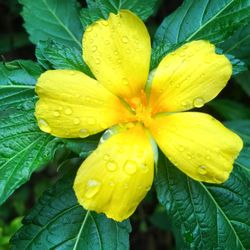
[{"x1": 126, "y1": 90, "x2": 152, "y2": 128}]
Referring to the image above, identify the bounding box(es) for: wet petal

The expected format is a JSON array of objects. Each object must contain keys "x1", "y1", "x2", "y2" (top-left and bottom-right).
[
  {"x1": 150, "y1": 112, "x2": 243, "y2": 183},
  {"x1": 83, "y1": 10, "x2": 151, "y2": 101},
  {"x1": 35, "y1": 70, "x2": 135, "y2": 138},
  {"x1": 74, "y1": 124, "x2": 154, "y2": 221},
  {"x1": 149, "y1": 41, "x2": 232, "y2": 114}
]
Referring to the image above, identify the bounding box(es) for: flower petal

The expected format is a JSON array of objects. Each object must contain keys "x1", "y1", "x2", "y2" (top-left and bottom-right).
[
  {"x1": 74, "y1": 124, "x2": 154, "y2": 221},
  {"x1": 35, "y1": 70, "x2": 135, "y2": 138},
  {"x1": 83, "y1": 10, "x2": 151, "y2": 101},
  {"x1": 150, "y1": 112, "x2": 243, "y2": 183},
  {"x1": 149, "y1": 41, "x2": 232, "y2": 114}
]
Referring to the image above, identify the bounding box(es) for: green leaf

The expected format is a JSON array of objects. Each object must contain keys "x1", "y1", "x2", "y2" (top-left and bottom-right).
[
  {"x1": 225, "y1": 120, "x2": 250, "y2": 145},
  {"x1": 80, "y1": 0, "x2": 160, "y2": 29},
  {"x1": 155, "y1": 153, "x2": 250, "y2": 249},
  {"x1": 219, "y1": 23, "x2": 250, "y2": 66},
  {"x1": 35, "y1": 40, "x2": 93, "y2": 76},
  {"x1": 208, "y1": 99, "x2": 250, "y2": 120},
  {"x1": 18, "y1": 0, "x2": 83, "y2": 49},
  {"x1": 235, "y1": 147, "x2": 250, "y2": 172},
  {"x1": 0, "y1": 60, "x2": 43, "y2": 86},
  {"x1": 152, "y1": 0, "x2": 250, "y2": 67},
  {"x1": 235, "y1": 71, "x2": 250, "y2": 96},
  {"x1": 0, "y1": 61, "x2": 61, "y2": 205},
  {"x1": 11, "y1": 172, "x2": 131, "y2": 249}
]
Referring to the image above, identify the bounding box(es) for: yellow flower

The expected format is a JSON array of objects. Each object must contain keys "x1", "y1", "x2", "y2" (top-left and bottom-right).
[{"x1": 35, "y1": 10, "x2": 243, "y2": 222}]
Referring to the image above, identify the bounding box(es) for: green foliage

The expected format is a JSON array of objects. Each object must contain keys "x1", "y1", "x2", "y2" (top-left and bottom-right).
[
  {"x1": 220, "y1": 23, "x2": 250, "y2": 66},
  {"x1": 11, "y1": 172, "x2": 131, "y2": 249},
  {"x1": 18, "y1": 0, "x2": 83, "y2": 49},
  {"x1": 152, "y1": 0, "x2": 250, "y2": 68},
  {"x1": 0, "y1": 61, "x2": 61, "y2": 205},
  {"x1": 155, "y1": 152, "x2": 250, "y2": 249},
  {"x1": 35, "y1": 40, "x2": 93, "y2": 76},
  {"x1": 80, "y1": 0, "x2": 159, "y2": 29},
  {"x1": 208, "y1": 99, "x2": 250, "y2": 120}
]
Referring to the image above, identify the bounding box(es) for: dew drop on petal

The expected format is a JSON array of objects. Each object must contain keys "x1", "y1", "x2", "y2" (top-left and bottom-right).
[
  {"x1": 146, "y1": 185, "x2": 151, "y2": 191},
  {"x1": 85, "y1": 179, "x2": 101, "y2": 198},
  {"x1": 140, "y1": 163, "x2": 149, "y2": 173},
  {"x1": 103, "y1": 154, "x2": 110, "y2": 161},
  {"x1": 193, "y1": 97, "x2": 205, "y2": 108},
  {"x1": 79, "y1": 129, "x2": 90, "y2": 138},
  {"x1": 178, "y1": 145, "x2": 184, "y2": 152},
  {"x1": 92, "y1": 45, "x2": 97, "y2": 52},
  {"x1": 69, "y1": 71, "x2": 76, "y2": 76},
  {"x1": 95, "y1": 58, "x2": 101, "y2": 64},
  {"x1": 198, "y1": 165, "x2": 207, "y2": 175},
  {"x1": 121, "y1": 36, "x2": 129, "y2": 43},
  {"x1": 106, "y1": 161, "x2": 117, "y2": 172},
  {"x1": 124, "y1": 160, "x2": 137, "y2": 175},
  {"x1": 73, "y1": 118, "x2": 80, "y2": 125},
  {"x1": 101, "y1": 20, "x2": 109, "y2": 26},
  {"x1": 38, "y1": 119, "x2": 51, "y2": 133},
  {"x1": 53, "y1": 111, "x2": 60, "y2": 117},
  {"x1": 65, "y1": 108, "x2": 72, "y2": 115}
]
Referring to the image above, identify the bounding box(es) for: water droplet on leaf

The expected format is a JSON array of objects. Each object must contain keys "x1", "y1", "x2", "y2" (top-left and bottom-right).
[
  {"x1": 193, "y1": 97, "x2": 205, "y2": 108},
  {"x1": 65, "y1": 108, "x2": 72, "y2": 115},
  {"x1": 85, "y1": 179, "x2": 101, "y2": 198},
  {"x1": 79, "y1": 129, "x2": 89, "y2": 138},
  {"x1": 198, "y1": 165, "x2": 207, "y2": 175},
  {"x1": 53, "y1": 111, "x2": 60, "y2": 117},
  {"x1": 38, "y1": 119, "x2": 51, "y2": 133},
  {"x1": 121, "y1": 36, "x2": 128, "y2": 43},
  {"x1": 106, "y1": 161, "x2": 117, "y2": 172},
  {"x1": 124, "y1": 160, "x2": 137, "y2": 175}
]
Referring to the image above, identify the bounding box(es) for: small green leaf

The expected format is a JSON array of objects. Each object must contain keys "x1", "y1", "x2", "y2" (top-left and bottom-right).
[
  {"x1": 0, "y1": 61, "x2": 61, "y2": 205},
  {"x1": 0, "y1": 60, "x2": 43, "y2": 86},
  {"x1": 35, "y1": 40, "x2": 93, "y2": 76},
  {"x1": 153, "y1": 0, "x2": 250, "y2": 67},
  {"x1": 235, "y1": 147, "x2": 250, "y2": 172},
  {"x1": 11, "y1": 172, "x2": 131, "y2": 249},
  {"x1": 18, "y1": 0, "x2": 83, "y2": 49},
  {"x1": 155, "y1": 153, "x2": 250, "y2": 249}
]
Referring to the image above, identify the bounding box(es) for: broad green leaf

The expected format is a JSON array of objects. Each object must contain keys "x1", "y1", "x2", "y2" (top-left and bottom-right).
[
  {"x1": 11, "y1": 172, "x2": 131, "y2": 249},
  {"x1": 220, "y1": 23, "x2": 250, "y2": 66},
  {"x1": 208, "y1": 99, "x2": 250, "y2": 120},
  {"x1": 235, "y1": 71, "x2": 250, "y2": 96},
  {"x1": 155, "y1": 153, "x2": 250, "y2": 249},
  {"x1": 80, "y1": 0, "x2": 160, "y2": 29},
  {"x1": 18, "y1": 0, "x2": 83, "y2": 49},
  {"x1": 152, "y1": 0, "x2": 250, "y2": 67},
  {"x1": 235, "y1": 147, "x2": 250, "y2": 172},
  {"x1": 35, "y1": 40, "x2": 93, "y2": 76},
  {"x1": 0, "y1": 61, "x2": 61, "y2": 205},
  {"x1": 0, "y1": 60, "x2": 43, "y2": 86}
]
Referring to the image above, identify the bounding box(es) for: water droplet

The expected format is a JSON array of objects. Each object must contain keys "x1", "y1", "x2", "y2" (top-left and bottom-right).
[
  {"x1": 86, "y1": 26, "x2": 93, "y2": 32},
  {"x1": 124, "y1": 160, "x2": 137, "y2": 175},
  {"x1": 87, "y1": 117, "x2": 96, "y2": 125},
  {"x1": 103, "y1": 154, "x2": 110, "y2": 161},
  {"x1": 95, "y1": 58, "x2": 101, "y2": 64},
  {"x1": 193, "y1": 97, "x2": 205, "y2": 108},
  {"x1": 79, "y1": 129, "x2": 89, "y2": 138},
  {"x1": 73, "y1": 118, "x2": 80, "y2": 125},
  {"x1": 106, "y1": 161, "x2": 117, "y2": 172},
  {"x1": 137, "y1": 185, "x2": 142, "y2": 190},
  {"x1": 178, "y1": 146, "x2": 184, "y2": 152},
  {"x1": 198, "y1": 165, "x2": 207, "y2": 175},
  {"x1": 53, "y1": 111, "x2": 60, "y2": 117},
  {"x1": 58, "y1": 106, "x2": 63, "y2": 111},
  {"x1": 65, "y1": 108, "x2": 72, "y2": 115},
  {"x1": 121, "y1": 36, "x2": 128, "y2": 43},
  {"x1": 126, "y1": 48, "x2": 131, "y2": 54},
  {"x1": 122, "y1": 78, "x2": 129, "y2": 85},
  {"x1": 146, "y1": 185, "x2": 151, "y2": 191},
  {"x1": 38, "y1": 119, "x2": 51, "y2": 133},
  {"x1": 101, "y1": 20, "x2": 109, "y2": 26},
  {"x1": 205, "y1": 155, "x2": 211, "y2": 160},
  {"x1": 187, "y1": 153, "x2": 192, "y2": 160},
  {"x1": 85, "y1": 179, "x2": 101, "y2": 198},
  {"x1": 69, "y1": 71, "x2": 76, "y2": 76},
  {"x1": 92, "y1": 45, "x2": 97, "y2": 52},
  {"x1": 140, "y1": 163, "x2": 149, "y2": 173}
]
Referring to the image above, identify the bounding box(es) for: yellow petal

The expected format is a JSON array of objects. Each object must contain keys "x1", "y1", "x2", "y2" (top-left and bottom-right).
[
  {"x1": 149, "y1": 41, "x2": 232, "y2": 114},
  {"x1": 35, "y1": 70, "x2": 135, "y2": 138},
  {"x1": 83, "y1": 10, "x2": 151, "y2": 102},
  {"x1": 150, "y1": 112, "x2": 243, "y2": 183},
  {"x1": 73, "y1": 124, "x2": 154, "y2": 221}
]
